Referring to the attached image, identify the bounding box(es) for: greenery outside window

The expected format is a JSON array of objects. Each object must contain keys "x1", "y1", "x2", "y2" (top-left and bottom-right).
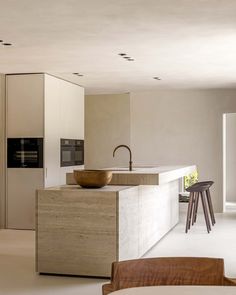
[{"x1": 184, "y1": 170, "x2": 198, "y2": 190}]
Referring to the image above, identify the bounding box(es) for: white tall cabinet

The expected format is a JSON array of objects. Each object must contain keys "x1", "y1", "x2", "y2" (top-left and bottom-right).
[{"x1": 6, "y1": 73, "x2": 84, "y2": 229}]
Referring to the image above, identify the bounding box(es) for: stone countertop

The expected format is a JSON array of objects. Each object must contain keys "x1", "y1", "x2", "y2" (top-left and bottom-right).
[
  {"x1": 103, "y1": 165, "x2": 195, "y2": 175},
  {"x1": 66, "y1": 165, "x2": 196, "y2": 186},
  {"x1": 104, "y1": 165, "x2": 196, "y2": 174},
  {"x1": 38, "y1": 184, "x2": 134, "y2": 192}
]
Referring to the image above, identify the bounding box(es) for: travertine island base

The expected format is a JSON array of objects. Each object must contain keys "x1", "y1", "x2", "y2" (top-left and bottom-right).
[{"x1": 36, "y1": 165, "x2": 196, "y2": 277}]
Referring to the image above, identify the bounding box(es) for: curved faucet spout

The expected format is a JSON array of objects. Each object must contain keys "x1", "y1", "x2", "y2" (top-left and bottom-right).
[{"x1": 113, "y1": 144, "x2": 133, "y2": 171}]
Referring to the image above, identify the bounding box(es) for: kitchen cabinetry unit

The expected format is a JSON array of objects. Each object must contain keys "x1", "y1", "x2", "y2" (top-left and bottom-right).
[
  {"x1": 37, "y1": 183, "x2": 177, "y2": 277},
  {"x1": 36, "y1": 166, "x2": 195, "y2": 277},
  {"x1": 6, "y1": 73, "x2": 84, "y2": 229},
  {"x1": 44, "y1": 74, "x2": 84, "y2": 187}
]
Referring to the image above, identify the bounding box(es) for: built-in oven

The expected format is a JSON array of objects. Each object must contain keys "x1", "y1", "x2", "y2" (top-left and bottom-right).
[
  {"x1": 60, "y1": 139, "x2": 84, "y2": 167},
  {"x1": 7, "y1": 138, "x2": 43, "y2": 168}
]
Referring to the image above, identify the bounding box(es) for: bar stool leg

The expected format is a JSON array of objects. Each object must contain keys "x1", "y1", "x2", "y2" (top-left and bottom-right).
[
  {"x1": 192, "y1": 192, "x2": 199, "y2": 225},
  {"x1": 206, "y1": 189, "x2": 216, "y2": 225},
  {"x1": 188, "y1": 192, "x2": 195, "y2": 230},
  {"x1": 185, "y1": 192, "x2": 194, "y2": 233},
  {"x1": 200, "y1": 191, "x2": 211, "y2": 233}
]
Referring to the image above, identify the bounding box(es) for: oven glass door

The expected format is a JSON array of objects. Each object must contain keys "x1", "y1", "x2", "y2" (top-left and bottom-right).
[
  {"x1": 7, "y1": 138, "x2": 43, "y2": 168},
  {"x1": 60, "y1": 139, "x2": 84, "y2": 167},
  {"x1": 74, "y1": 140, "x2": 84, "y2": 165},
  {"x1": 61, "y1": 149, "x2": 74, "y2": 166}
]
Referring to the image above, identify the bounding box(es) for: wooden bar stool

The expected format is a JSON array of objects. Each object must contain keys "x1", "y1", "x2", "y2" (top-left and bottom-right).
[
  {"x1": 192, "y1": 181, "x2": 215, "y2": 227},
  {"x1": 185, "y1": 181, "x2": 215, "y2": 233}
]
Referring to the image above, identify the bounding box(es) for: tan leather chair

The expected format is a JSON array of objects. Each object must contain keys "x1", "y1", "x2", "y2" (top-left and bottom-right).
[{"x1": 102, "y1": 257, "x2": 236, "y2": 295}]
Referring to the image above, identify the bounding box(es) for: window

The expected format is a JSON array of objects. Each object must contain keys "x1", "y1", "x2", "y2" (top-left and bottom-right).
[{"x1": 184, "y1": 170, "x2": 198, "y2": 190}]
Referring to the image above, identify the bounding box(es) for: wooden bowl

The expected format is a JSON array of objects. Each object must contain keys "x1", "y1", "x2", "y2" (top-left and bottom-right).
[{"x1": 73, "y1": 170, "x2": 113, "y2": 188}]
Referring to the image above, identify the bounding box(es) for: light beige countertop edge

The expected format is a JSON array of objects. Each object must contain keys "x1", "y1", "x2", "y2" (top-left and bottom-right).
[{"x1": 37, "y1": 184, "x2": 136, "y2": 192}]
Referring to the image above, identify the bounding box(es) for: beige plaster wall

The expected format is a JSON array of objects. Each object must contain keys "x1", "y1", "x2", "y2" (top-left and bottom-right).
[
  {"x1": 130, "y1": 89, "x2": 236, "y2": 212},
  {"x1": 0, "y1": 75, "x2": 6, "y2": 228},
  {"x1": 85, "y1": 94, "x2": 130, "y2": 169}
]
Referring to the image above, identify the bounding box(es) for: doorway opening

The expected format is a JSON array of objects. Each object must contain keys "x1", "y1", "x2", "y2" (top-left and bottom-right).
[{"x1": 223, "y1": 113, "x2": 236, "y2": 212}]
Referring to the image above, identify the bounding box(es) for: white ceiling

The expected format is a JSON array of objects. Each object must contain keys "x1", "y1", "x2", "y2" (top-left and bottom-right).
[{"x1": 1, "y1": 0, "x2": 236, "y2": 94}]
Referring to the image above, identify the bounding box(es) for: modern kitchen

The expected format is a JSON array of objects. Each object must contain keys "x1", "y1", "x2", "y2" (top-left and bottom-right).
[{"x1": 1, "y1": 1, "x2": 236, "y2": 295}]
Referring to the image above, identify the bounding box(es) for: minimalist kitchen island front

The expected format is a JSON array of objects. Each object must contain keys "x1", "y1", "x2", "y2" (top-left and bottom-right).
[{"x1": 36, "y1": 165, "x2": 196, "y2": 277}]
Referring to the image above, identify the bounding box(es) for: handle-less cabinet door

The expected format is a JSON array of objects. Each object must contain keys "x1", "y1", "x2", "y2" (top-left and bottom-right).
[
  {"x1": 6, "y1": 74, "x2": 45, "y2": 229},
  {"x1": 6, "y1": 74, "x2": 44, "y2": 137},
  {"x1": 7, "y1": 168, "x2": 44, "y2": 229}
]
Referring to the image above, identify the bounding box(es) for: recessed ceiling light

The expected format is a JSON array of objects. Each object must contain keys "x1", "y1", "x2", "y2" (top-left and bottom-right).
[
  {"x1": 3, "y1": 43, "x2": 12, "y2": 46},
  {"x1": 73, "y1": 73, "x2": 84, "y2": 77},
  {"x1": 153, "y1": 77, "x2": 161, "y2": 80},
  {"x1": 118, "y1": 52, "x2": 135, "y2": 61}
]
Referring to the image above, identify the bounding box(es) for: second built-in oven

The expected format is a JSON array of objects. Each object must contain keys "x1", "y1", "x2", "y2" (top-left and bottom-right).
[{"x1": 60, "y1": 139, "x2": 84, "y2": 167}]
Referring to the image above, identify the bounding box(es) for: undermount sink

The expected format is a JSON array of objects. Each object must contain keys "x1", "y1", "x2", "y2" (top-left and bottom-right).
[
  {"x1": 110, "y1": 168, "x2": 137, "y2": 171},
  {"x1": 106, "y1": 166, "x2": 158, "y2": 172}
]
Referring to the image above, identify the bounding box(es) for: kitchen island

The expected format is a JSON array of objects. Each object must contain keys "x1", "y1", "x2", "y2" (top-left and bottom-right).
[{"x1": 36, "y1": 165, "x2": 195, "y2": 277}]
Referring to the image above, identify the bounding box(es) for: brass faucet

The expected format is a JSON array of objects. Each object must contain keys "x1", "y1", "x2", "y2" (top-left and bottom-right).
[{"x1": 113, "y1": 145, "x2": 133, "y2": 171}]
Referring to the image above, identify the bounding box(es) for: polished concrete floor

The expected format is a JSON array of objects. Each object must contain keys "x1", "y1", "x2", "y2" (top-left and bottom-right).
[
  {"x1": 0, "y1": 213, "x2": 236, "y2": 295},
  {"x1": 144, "y1": 213, "x2": 236, "y2": 278}
]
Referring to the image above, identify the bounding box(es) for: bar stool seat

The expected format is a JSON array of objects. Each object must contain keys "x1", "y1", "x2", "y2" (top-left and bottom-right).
[
  {"x1": 191, "y1": 181, "x2": 215, "y2": 227},
  {"x1": 185, "y1": 181, "x2": 215, "y2": 233}
]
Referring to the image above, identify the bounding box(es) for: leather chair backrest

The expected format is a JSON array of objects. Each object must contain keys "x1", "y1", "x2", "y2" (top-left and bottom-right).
[{"x1": 111, "y1": 257, "x2": 225, "y2": 290}]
